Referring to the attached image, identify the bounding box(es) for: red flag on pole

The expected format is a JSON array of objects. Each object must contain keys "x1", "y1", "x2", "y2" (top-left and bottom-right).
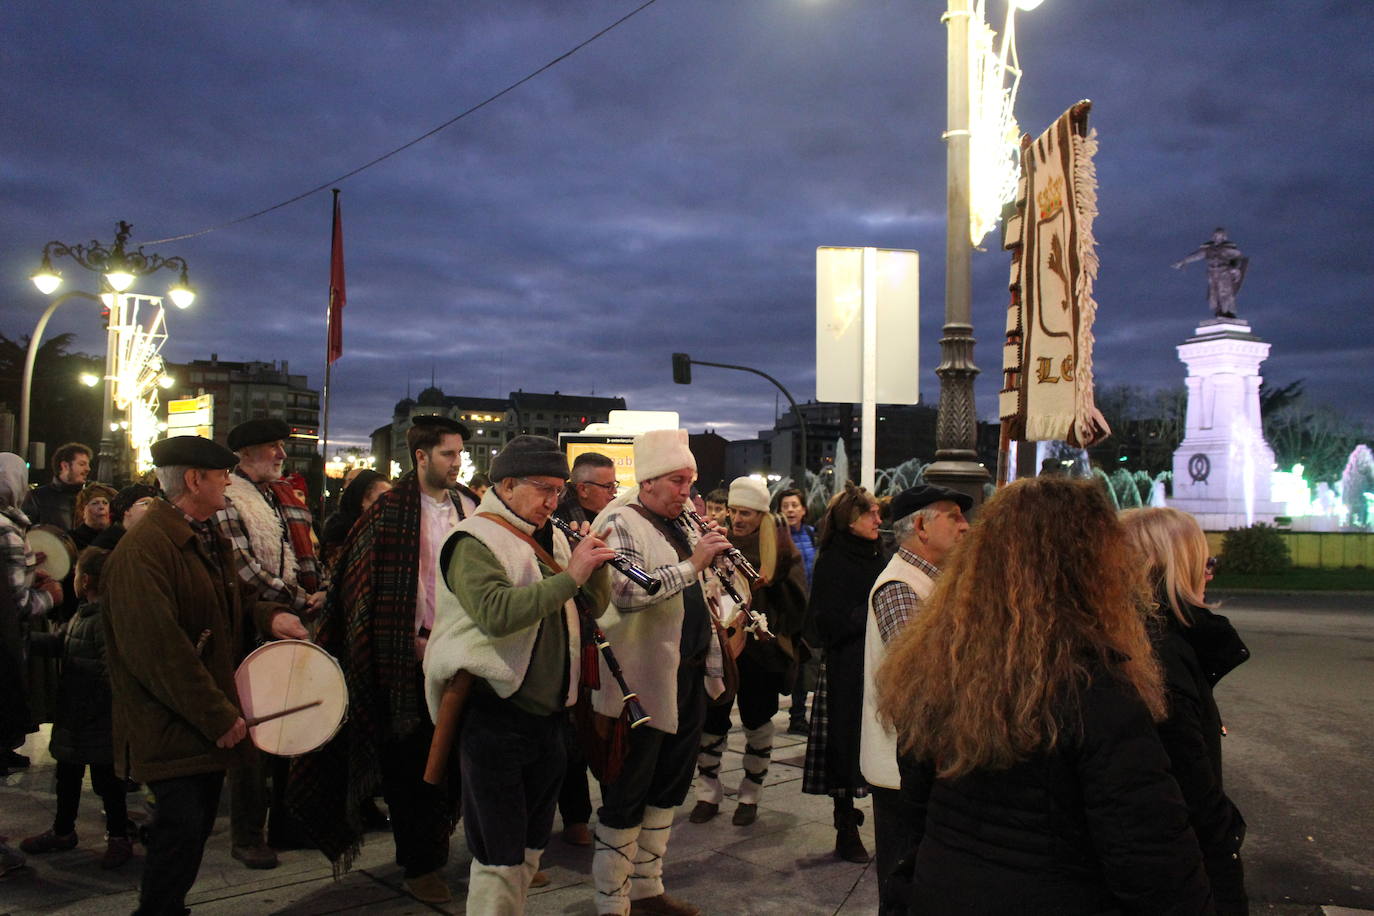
[{"x1": 327, "y1": 189, "x2": 346, "y2": 365}]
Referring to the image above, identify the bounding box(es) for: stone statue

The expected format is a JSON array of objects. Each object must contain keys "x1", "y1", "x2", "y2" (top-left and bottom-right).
[{"x1": 1172, "y1": 228, "x2": 1249, "y2": 319}]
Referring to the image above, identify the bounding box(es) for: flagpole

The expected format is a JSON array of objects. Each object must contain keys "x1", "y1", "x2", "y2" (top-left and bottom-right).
[{"x1": 320, "y1": 187, "x2": 342, "y2": 519}]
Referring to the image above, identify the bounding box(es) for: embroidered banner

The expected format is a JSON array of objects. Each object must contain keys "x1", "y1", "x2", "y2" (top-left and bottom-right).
[{"x1": 1000, "y1": 103, "x2": 1110, "y2": 447}]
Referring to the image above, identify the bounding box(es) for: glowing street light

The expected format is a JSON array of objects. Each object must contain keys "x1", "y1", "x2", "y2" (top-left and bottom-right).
[{"x1": 79, "y1": 372, "x2": 100, "y2": 387}]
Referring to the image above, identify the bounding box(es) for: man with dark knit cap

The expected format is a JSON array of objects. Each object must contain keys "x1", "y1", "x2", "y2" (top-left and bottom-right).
[
  {"x1": 288, "y1": 413, "x2": 474, "y2": 904},
  {"x1": 103, "y1": 436, "x2": 304, "y2": 916},
  {"x1": 424, "y1": 434, "x2": 615, "y2": 912}
]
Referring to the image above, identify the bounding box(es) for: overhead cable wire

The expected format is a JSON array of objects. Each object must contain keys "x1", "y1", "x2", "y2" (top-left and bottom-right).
[{"x1": 144, "y1": 0, "x2": 662, "y2": 244}]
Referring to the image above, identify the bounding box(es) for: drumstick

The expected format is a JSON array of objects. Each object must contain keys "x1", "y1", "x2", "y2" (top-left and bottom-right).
[{"x1": 244, "y1": 699, "x2": 322, "y2": 727}]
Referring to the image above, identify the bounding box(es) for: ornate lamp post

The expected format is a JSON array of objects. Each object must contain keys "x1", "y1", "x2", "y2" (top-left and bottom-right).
[{"x1": 25, "y1": 221, "x2": 195, "y2": 481}]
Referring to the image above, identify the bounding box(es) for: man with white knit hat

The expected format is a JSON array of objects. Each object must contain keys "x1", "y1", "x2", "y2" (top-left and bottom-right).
[
  {"x1": 690, "y1": 476, "x2": 807, "y2": 828},
  {"x1": 588, "y1": 429, "x2": 731, "y2": 916}
]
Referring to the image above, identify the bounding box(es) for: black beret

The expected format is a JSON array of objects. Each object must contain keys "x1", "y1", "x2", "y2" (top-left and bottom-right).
[
  {"x1": 890, "y1": 484, "x2": 973, "y2": 521},
  {"x1": 411, "y1": 414, "x2": 472, "y2": 439},
  {"x1": 488, "y1": 435, "x2": 569, "y2": 482},
  {"x1": 151, "y1": 436, "x2": 238, "y2": 470},
  {"x1": 110, "y1": 484, "x2": 157, "y2": 523},
  {"x1": 227, "y1": 418, "x2": 291, "y2": 451}
]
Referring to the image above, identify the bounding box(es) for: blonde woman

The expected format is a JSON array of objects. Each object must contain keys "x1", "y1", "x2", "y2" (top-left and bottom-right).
[
  {"x1": 876, "y1": 477, "x2": 1211, "y2": 915},
  {"x1": 1122, "y1": 507, "x2": 1250, "y2": 915}
]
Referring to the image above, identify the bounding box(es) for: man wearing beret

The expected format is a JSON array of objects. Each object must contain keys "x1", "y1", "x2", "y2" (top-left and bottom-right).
[
  {"x1": 212, "y1": 417, "x2": 326, "y2": 868},
  {"x1": 288, "y1": 413, "x2": 476, "y2": 904},
  {"x1": 860, "y1": 484, "x2": 970, "y2": 915},
  {"x1": 424, "y1": 434, "x2": 616, "y2": 912},
  {"x1": 691, "y1": 476, "x2": 807, "y2": 828},
  {"x1": 588, "y1": 429, "x2": 731, "y2": 916},
  {"x1": 102, "y1": 436, "x2": 306, "y2": 916}
]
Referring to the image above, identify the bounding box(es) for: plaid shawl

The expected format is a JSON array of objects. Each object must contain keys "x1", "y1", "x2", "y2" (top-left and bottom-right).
[
  {"x1": 287, "y1": 471, "x2": 459, "y2": 873},
  {"x1": 266, "y1": 479, "x2": 322, "y2": 593},
  {"x1": 1000, "y1": 102, "x2": 1110, "y2": 447}
]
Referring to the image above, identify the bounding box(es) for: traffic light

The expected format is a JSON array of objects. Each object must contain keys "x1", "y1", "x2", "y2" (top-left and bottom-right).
[{"x1": 671, "y1": 352, "x2": 692, "y2": 385}]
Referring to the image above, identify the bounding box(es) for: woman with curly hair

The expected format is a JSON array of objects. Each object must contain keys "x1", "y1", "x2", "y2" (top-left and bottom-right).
[
  {"x1": 801, "y1": 484, "x2": 888, "y2": 863},
  {"x1": 1121, "y1": 507, "x2": 1250, "y2": 915},
  {"x1": 876, "y1": 477, "x2": 1212, "y2": 915}
]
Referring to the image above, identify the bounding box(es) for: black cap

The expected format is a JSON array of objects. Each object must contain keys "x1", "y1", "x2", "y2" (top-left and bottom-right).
[
  {"x1": 889, "y1": 484, "x2": 973, "y2": 521},
  {"x1": 227, "y1": 418, "x2": 291, "y2": 451},
  {"x1": 488, "y1": 435, "x2": 569, "y2": 482},
  {"x1": 411, "y1": 414, "x2": 471, "y2": 438},
  {"x1": 151, "y1": 436, "x2": 238, "y2": 469},
  {"x1": 110, "y1": 484, "x2": 157, "y2": 523}
]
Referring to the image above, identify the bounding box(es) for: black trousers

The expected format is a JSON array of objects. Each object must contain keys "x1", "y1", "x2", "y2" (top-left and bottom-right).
[
  {"x1": 459, "y1": 693, "x2": 565, "y2": 867},
  {"x1": 136, "y1": 771, "x2": 224, "y2": 916},
  {"x1": 53, "y1": 760, "x2": 127, "y2": 837},
  {"x1": 871, "y1": 786, "x2": 918, "y2": 915},
  {"x1": 704, "y1": 648, "x2": 785, "y2": 734},
  {"x1": 599, "y1": 666, "x2": 705, "y2": 829},
  {"x1": 228, "y1": 750, "x2": 267, "y2": 847},
  {"x1": 379, "y1": 721, "x2": 451, "y2": 878},
  {"x1": 558, "y1": 715, "x2": 593, "y2": 827}
]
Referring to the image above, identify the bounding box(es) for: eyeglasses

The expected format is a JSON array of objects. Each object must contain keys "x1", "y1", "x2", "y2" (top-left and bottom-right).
[
  {"x1": 582, "y1": 480, "x2": 618, "y2": 493},
  {"x1": 1205, "y1": 556, "x2": 1219, "y2": 572},
  {"x1": 517, "y1": 477, "x2": 565, "y2": 501}
]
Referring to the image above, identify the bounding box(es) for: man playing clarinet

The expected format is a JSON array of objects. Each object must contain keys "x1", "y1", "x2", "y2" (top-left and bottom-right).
[
  {"x1": 424, "y1": 435, "x2": 614, "y2": 913},
  {"x1": 587, "y1": 429, "x2": 731, "y2": 916}
]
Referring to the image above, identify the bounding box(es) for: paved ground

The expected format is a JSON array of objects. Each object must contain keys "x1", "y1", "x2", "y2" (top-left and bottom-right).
[{"x1": 2, "y1": 589, "x2": 1370, "y2": 914}]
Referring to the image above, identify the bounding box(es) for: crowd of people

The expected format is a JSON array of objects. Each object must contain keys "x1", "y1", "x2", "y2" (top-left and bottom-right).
[{"x1": 0, "y1": 422, "x2": 1250, "y2": 915}]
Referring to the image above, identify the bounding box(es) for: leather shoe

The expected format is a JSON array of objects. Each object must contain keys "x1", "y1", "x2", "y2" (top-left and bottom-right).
[
  {"x1": 561, "y1": 822, "x2": 593, "y2": 845},
  {"x1": 20, "y1": 830, "x2": 77, "y2": 854},
  {"x1": 231, "y1": 843, "x2": 279, "y2": 869},
  {"x1": 403, "y1": 869, "x2": 452, "y2": 904},
  {"x1": 786, "y1": 718, "x2": 809, "y2": 736},
  {"x1": 630, "y1": 893, "x2": 701, "y2": 915},
  {"x1": 530, "y1": 869, "x2": 550, "y2": 888},
  {"x1": 687, "y1": 801, "x2": 718, "y2": 824},
  {"x1": 731, "y1": 803, "x2": 758, "y2": 826},
  {"x1": 101, "y1": 836, "x2": 134, "y2": 869}
]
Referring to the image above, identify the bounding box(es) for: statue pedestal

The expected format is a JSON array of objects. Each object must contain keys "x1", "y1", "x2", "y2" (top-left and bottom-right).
[{"x1": 1170, "y1": 318, "x2": 1284, "y2": 530}]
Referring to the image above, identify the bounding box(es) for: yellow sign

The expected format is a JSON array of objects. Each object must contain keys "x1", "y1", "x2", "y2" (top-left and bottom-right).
[
  {"x1": 563, "y1": 437, "x2": 637, "y2": 490},
  {"x1": 167, "y1": 394, "x2": 214, "y2": 437}
]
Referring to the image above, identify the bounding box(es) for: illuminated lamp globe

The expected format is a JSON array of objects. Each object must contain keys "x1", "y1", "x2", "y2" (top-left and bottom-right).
[
  {"x1": 169, "y1": 267, "x2": 196, "y2": 308},
  {"x1": 32, "y1": 264, "x2": 63, "y2": 295},
  {"x1": 159, "y1": 374, "x2": 175, "y2": 390},
  {"x1": 105, "y1": 269, "x2": 136, "y2": 292},
  {"x1": 79, "y1": 372, "x2": 100, "y2": 387}
]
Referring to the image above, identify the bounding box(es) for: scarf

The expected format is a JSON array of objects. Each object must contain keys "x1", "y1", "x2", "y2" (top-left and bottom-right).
[
  {"x1": 286, "y1": 471, "x2": 458, "y2": 873},
  {"x1": 1000, "y1": 103, "x2": 1110, "y2": 447}
]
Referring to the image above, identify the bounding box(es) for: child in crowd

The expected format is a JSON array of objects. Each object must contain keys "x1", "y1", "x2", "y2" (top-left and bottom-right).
[{"x1": 21, "y1": 547, "x2": 134, "y2": 869}]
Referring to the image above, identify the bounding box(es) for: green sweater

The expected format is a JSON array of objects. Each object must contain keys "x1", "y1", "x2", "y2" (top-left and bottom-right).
[{"x1": 445, "y1": 532, "x2": 610, "y2": 715}]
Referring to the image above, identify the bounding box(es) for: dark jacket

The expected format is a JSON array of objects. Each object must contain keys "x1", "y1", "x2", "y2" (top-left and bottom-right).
[
  {"x1": 31, "y1": 599, "x2": 115, "y2": 764},
  {"x1": 102, "y1": 499, "x2": 283, "y2": 782},
  {"x1": 730, "y1": 520, "x2": 809, "y2": 674},
  {"x1": 811, "y1": 530, "x2": 887, "y2": 791},
  {"x1": 22, "y1": 479, "x2": 82, "y2": 530},
  {"x1": 1153, "y1": 602, "x2": 1250, "y2": 915},
  {"x1": 900, "y1": 667, "x2": 1214, "y2": 916},
  {"x1": 90, "y1": 524, "x2": 126, "y2": 550}
]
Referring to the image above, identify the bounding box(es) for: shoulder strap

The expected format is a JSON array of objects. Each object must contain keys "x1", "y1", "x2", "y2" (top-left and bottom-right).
[
  {"x1": 476, "y1": 512, "x2": 563, "y2": 573},
  {"x1": 626, "y1": 503, "x2": 691, "y2": 562}
]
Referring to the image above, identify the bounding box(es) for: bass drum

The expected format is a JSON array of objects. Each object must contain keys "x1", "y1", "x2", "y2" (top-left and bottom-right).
[
  {"x1": 234, "y1": 639, "x2": 347, "y2": 756},
  {"x1": 25, "y1": 524, "x2": 77, "y2": 582}
]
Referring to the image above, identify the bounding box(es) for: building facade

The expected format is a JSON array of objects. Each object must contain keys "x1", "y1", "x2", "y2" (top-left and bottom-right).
[
  {"x1": 162, "y1": 355, "x2": 320, "y2": 475},
  {"x1": 373, "y1": 387, "x2": 627, "y2": 475}
]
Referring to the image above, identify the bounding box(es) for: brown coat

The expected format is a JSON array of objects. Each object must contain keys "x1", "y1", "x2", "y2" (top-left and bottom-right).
[{"x1": 102, "y1": 499, "x2": 281, "y2": 782}]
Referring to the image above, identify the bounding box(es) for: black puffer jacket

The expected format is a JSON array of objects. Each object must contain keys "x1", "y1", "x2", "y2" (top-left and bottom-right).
[
  {"x1": 30, "y1": 600, "x2": 115, "y2": 764},
  {"x1": 900, "y1": 666, "x2": 1214, "y2": 916},
  {"x1": 21, "y1": 479, "x2": 82, "y2": 530},
  {"x1": 1153, "y1": 601, "x2": 1250, "y2": 915}
]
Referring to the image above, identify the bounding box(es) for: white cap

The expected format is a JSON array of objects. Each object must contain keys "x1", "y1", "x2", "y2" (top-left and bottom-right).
[
  {"x1": 728, "y1": 476, "x2": 771, "y2": 513},
  {"x1": 634, "y1": 429, "x2": 696, "y2": 483}
]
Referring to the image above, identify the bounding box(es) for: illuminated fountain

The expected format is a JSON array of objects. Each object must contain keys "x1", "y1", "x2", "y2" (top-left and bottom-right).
[{"x1": 1169, "y1": 317, "x2": 1284, "y2": 529}]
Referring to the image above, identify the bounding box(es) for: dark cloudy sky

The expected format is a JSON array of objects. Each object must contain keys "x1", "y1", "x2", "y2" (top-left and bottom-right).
[{"x1": 3, "y1": 0, "x2": 1371, "y2": 453}]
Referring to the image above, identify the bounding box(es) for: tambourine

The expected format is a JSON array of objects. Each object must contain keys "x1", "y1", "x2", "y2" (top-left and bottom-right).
[
  {"x1": 26, "y1": 524, "x2": 77, "y2": 581},
  {"x1": 233, "y1": 639, "x2": 347, "y2": 756}
]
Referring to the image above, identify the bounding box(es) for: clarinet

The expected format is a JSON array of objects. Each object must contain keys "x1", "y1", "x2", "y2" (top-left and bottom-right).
[
  {"x1": 555, "y1": 516, "x2": 654, "y2": 728},
  {"x1": 676, "y1": 509, "x2": 773, "y2": 639},
  {"x1": 550, "y1": 516, "x2": 662, "y2": 595}
]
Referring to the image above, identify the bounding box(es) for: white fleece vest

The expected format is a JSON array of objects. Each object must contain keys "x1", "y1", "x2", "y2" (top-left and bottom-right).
[
  {"x1": 422, "y1": 510, "x2": 580, "y2": 722},
  {"x1": 225, "y1": 474, "x2": 298, "y2": 585},
  {"x1": 860, "y1": 552, "x2": 935, "y2": 789}
]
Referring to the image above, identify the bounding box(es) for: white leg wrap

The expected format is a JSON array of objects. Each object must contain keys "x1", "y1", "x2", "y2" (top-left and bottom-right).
[
  {"x1": 630, "y1": 805, "x2": 675, "y2": 901},
  {"x1": 738, "y1": 721, "x2": 774, "y2": 805},
  {"x1": 593, "y1": 822, "x2": 641, "y2": 916},
  {"x1": 523, "y1": 846, "x2": 544, "y2": 888},
  {"x1": 467, "y1": 861, "x2": 526, "y2": 916},
  {"x1": 695, "y1": 731, "x2": 726, "y2": 805}
]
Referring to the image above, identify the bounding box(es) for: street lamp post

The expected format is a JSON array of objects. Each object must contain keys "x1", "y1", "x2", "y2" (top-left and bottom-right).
[
  {"x1": 28, "y1": 222, "x2": 194, "y2": 482},
  {"x1": 672, "y1": 353, "x2": 810, "y2": 488},
  {"x1": 923, "y1": 0, "x2": 992, "y2": 505}
]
